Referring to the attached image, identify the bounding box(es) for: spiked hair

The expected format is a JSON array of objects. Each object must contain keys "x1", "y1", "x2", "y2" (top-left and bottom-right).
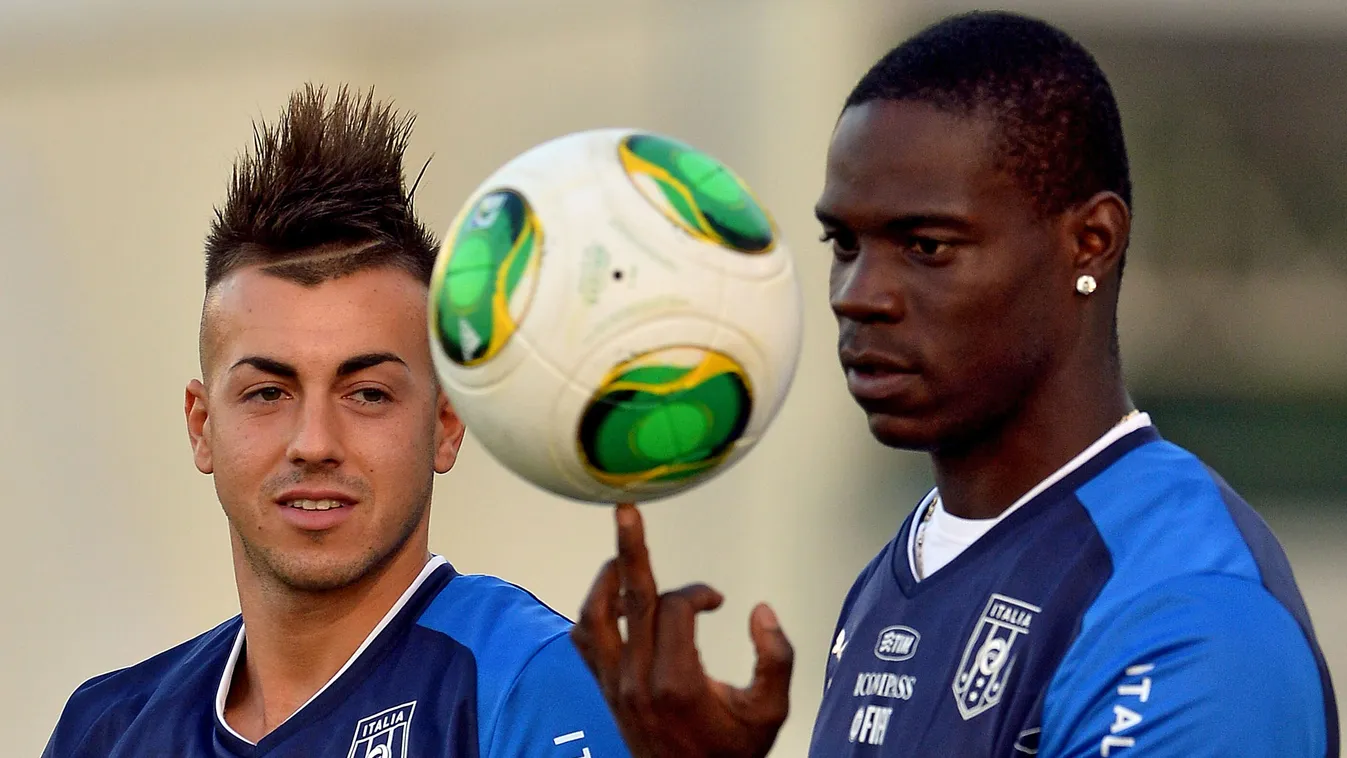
[{"x1": 203, "y1": 83, "x2": 438, "y2": 289}]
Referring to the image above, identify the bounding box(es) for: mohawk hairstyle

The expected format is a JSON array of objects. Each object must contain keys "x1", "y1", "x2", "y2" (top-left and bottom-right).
[
  {"x1": 846, "y1": 11, "x2": 1132, "y2": 220},
  {"x1": 203, "y1": 83, "x2": 438, "y2": 289}
]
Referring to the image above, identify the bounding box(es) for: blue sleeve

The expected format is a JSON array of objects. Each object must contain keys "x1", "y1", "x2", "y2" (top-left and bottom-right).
[
  {"x1": 486, "y1": 635, "x2": 630, "y2": 758},
  {"x1": 41, "y1": 671, "x2": 127, "y2": 758},
  {"x1": 1040, "y1": 572, "x2": 1328, "y2": 757}
]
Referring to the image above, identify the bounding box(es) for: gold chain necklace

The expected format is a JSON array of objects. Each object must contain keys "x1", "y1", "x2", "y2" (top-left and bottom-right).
[{"x1": 914, "y1": 410, "x2": 1141, "y2": 579}]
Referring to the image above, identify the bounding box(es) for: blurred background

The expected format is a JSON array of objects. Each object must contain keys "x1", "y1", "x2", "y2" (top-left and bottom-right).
[{"x1": 2, "y1": 0, "x2": 1343, "y2": 753}]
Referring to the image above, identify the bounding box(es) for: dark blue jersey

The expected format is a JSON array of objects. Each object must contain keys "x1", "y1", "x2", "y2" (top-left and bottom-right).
[
  {"x1": 44, "y1": 557, "x2": 630, "y2": 758},
  {"x1": 809, "y1": 424, "x2": 1338, "y2": 757}
]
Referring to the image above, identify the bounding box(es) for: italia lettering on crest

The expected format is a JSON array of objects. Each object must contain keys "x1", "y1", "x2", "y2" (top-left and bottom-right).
[
  {"x1": 347, "y1": 701, "x2": 417, "y2": 758},
  {"x1": 952, "y1": 594, "x2": 1040, "y2": 720}
]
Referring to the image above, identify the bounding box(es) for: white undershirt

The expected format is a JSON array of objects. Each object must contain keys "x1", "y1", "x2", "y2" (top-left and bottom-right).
[{"x1": 909, "y1": 412, "x2": 1153, "y2": 580}]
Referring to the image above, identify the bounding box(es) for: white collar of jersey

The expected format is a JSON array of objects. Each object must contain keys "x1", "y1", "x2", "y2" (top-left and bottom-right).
[
  {"x1": 906, "y1": 412, "x2": 1153, "y2": 580},
  {"x1": 214, "y1": 554, "x2": 449, "y2": 745}
]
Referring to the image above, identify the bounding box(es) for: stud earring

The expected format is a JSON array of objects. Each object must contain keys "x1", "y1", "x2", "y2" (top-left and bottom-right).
[{"x1": 1075, "y1": 275, "x2": 1097, "y2": 296}]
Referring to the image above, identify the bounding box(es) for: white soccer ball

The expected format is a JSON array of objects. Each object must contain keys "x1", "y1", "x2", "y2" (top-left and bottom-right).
[{"x1": 428, "y1": 128, "x2": 803, "y2": 504}]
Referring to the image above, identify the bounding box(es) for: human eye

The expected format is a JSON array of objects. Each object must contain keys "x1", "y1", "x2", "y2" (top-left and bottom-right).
[
  {"x1": 243, "y1": 386, "x2": 288, "y2": 404},
  {"x1": 819, "y1": 228, "x2": 860, "y2": 259},
  {"x1": 349, "y1": 387, "x2": 392, "y2": 405},
  {"x1": 904, "y1": 235, "x2": 953, "y2": 259}
]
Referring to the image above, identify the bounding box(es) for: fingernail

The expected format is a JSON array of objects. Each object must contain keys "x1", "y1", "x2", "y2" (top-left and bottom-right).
[{"x1": 616, "y1": 504, "x2": 637, "y2": 527}]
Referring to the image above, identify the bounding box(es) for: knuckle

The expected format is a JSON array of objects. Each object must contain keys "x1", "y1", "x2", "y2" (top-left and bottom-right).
[
  {"x1": 660, "y1": 592, "x2": 690, "y2": 615},
  {"x1": 624, "y1": 590, "x2": 654, "y2": 618},
  {"x1": 617, "y1": 674, "x2": 650, "y2": 711},
  {"x1": 649, "y1": 677, "x2": 693, "y2": 712}
]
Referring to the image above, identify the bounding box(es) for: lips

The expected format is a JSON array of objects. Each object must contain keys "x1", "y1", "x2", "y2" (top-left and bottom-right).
[
  {"x1": 839, "y1": 347, "x2": 921, "y2": 402},
  {"x1": 275, "y1": 489, "x2": 357, "y2": 511},
  {"x1": 274, "y1": 490, "x2": 352, "y2": 506},
  {"x1": 838, "y1": 347, "x2": 918, "y2": 375},
  {"x1": 274, "y1": 489, "x2": 358, "y2": 531}
]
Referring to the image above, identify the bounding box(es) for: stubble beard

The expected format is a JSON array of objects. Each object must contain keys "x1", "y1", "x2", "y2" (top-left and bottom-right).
[{"x1": 234, "y1": 480, "x2": 434, "y2": 596}]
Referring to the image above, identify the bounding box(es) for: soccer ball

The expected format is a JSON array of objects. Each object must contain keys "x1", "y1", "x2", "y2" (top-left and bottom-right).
[{"x1": 428, "y1": 128, "x2": 803, "y2": 504}]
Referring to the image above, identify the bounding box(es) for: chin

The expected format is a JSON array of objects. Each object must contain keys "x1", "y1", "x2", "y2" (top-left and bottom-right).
[
  {"x1": 243, "y1": 540, "x2": 400, "y2": 593},
  {"x1": 865, "y1": 412, "x2": 943, "y2": 451},
  {"x1": 275, "y1": 552, "x2": 384, "y2": 592}
]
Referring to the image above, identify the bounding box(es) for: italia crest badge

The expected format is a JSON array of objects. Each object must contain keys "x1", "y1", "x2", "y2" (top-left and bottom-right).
[
  {"x1": 952, "y1": 594, "x2": 1040, "y2": 720},
  {"x1": 347, "y1": 701, "x2": 417, "y2": 758}
]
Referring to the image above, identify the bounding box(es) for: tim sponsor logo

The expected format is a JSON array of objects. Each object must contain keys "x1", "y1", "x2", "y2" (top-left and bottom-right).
[{"x1": 874, "y1": 625, "x2": 920, "y2": 662}]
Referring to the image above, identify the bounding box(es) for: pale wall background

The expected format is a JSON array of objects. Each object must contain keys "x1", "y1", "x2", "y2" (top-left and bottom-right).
[{"x1": 2, "y1": 1, "x2": 1344, "y2": 755}]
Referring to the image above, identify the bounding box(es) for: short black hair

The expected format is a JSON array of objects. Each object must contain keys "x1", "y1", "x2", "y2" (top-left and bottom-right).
[
  {"x1": 203, "y1": 83, "x2": 438, "y2": 290},
  {"x1": 845, "y1": 11, "x2": 1131, "y2": 218}
]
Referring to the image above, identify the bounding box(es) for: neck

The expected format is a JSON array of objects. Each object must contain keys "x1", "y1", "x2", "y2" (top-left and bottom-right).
[
  {"x1": 931, "y1": 358, "x2": 1130, "y2": 521},
  {"x1": 223, "y1": 535, "x2": 431, "y2": 742}
]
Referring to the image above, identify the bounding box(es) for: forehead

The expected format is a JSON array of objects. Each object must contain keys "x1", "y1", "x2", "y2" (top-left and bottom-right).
[
  {"x1": 817, "y1": 99, "x2": 1013, "y2": 224},
  {"x1": 204, "y1": 265, "x2": 429, "y2": 369}
]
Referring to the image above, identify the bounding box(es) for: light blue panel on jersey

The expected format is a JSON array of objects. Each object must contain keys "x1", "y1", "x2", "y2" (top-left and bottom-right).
[
  {"x1": 1041, "y1": 439, "x2": 1327, "y2": 757},
  {"x1": 490, "y1": 634, "x2": 631, "y2": 758},
  {"x1": 1040, "y1": 572, "x2": 1326, "y2": 756},
  {"x1": 1074, "y1": 439, "x2": 1261, "y2": 585},
  {"x1": 417, "y1": 575, "x2": 573, "y2": 756}
]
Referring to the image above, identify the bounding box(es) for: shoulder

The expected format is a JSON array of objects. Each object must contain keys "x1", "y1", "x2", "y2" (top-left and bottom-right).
[
  {"x1": 416, "y1": 574, "x2": 628, "y2": 758},
  {"x1": 415, "y1": 573, "x2": 573, "y2": 720},
  {"x1": 843, "y1": 542, "x2": 893, "y2": 607},
  {"x1": 840, "y1": 507, "x2": 913, "y2": 615},
  {"x1": 1070, "y1": 433, "x2": 1325, "y2": 653},
  {"x1": 1043, "y1": 572, "x2": 1329, "y2": 757},
  {"x1": 44, "y1": 618, "x2": 240, "y2": 757},
  {"x1": 417, "y1": 572, "x2": 573, "y2": 666},
  {"x1": 1073, "y1": 435, "x2": 1275, "y2": 595}
]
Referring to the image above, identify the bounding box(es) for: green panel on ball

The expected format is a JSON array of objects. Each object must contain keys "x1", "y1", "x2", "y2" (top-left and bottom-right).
[
  {"x1": 431, "y1": 190, "x2": 542, "y2": 366},
  {"x1": 618, "y1": 133, "x2": 776, "y2": 254},
  {"x1": 578, "y1": 349, "x2": 753, "y2": 487}
]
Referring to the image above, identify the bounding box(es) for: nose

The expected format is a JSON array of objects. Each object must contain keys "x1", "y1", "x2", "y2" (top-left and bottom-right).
[
  {"x1": 830, "y1": 249, "x2": 905, "y2": 324},
  {"x1": 286, "y1": 394, "x2": 345, "y2": 469}
]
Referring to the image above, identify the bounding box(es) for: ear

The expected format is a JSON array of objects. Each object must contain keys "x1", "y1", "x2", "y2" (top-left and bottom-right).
[
  {"x1": 1069, "y1": 190, "x2": 1131, "y2": 287},
  {"x1": 185, "y1": 379, "x2": 214, "y2": 475},
  {"x1": 433, "y1": 390, "x2": 467, "y2": 474}
]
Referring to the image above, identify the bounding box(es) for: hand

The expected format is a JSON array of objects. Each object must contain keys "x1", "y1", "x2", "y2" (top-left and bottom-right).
[{"x1": 571, "y1": 503, "x2": 794, "y2": 758}]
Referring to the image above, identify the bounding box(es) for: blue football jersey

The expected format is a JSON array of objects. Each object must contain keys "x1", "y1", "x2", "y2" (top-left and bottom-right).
[
  {"x1": 43, "y1": 557, "x2": 630, "y2": 758},
  {"x1": 809, "y1": 424, "x2": 1338, "y2": 757}
]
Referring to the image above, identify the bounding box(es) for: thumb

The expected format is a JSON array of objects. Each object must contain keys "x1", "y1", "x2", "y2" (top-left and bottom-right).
[{"x1": 742, "y1": 603, "x2": 794, "y2": 720}]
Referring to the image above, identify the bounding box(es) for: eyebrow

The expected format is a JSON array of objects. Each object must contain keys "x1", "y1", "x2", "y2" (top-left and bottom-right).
[
  {"x1": 229, "y1": 352, "x2": 407, "y2": 379},
  {"x1": 815, "y1": 208, "x2": 975, "y2": 234},
  {"x1": 231, "y1": 356, "x2": 298, "y2": 378},
  {"x1": 336, "y1": 352, "x2": 407, "y2": 377}
]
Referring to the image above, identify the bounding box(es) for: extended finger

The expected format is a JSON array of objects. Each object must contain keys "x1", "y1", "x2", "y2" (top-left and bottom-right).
[
  {"x1": 614, "y1": 503, "x2": 658, "y2": 646},
  {"x1": 614, "y1": 503, "x2": 659, "y2": 710}
]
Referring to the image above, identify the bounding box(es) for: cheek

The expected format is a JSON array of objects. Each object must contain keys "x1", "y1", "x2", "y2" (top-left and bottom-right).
[
  {"x1": 357, "y1": 412, "x2": 438, "y2": 494},
  {"x1": 923, "y1": 262, "x2": 1050, "y2": 384},
  {"x1": 208, "y1": 414, "x2": 284, "y2": 507}
]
